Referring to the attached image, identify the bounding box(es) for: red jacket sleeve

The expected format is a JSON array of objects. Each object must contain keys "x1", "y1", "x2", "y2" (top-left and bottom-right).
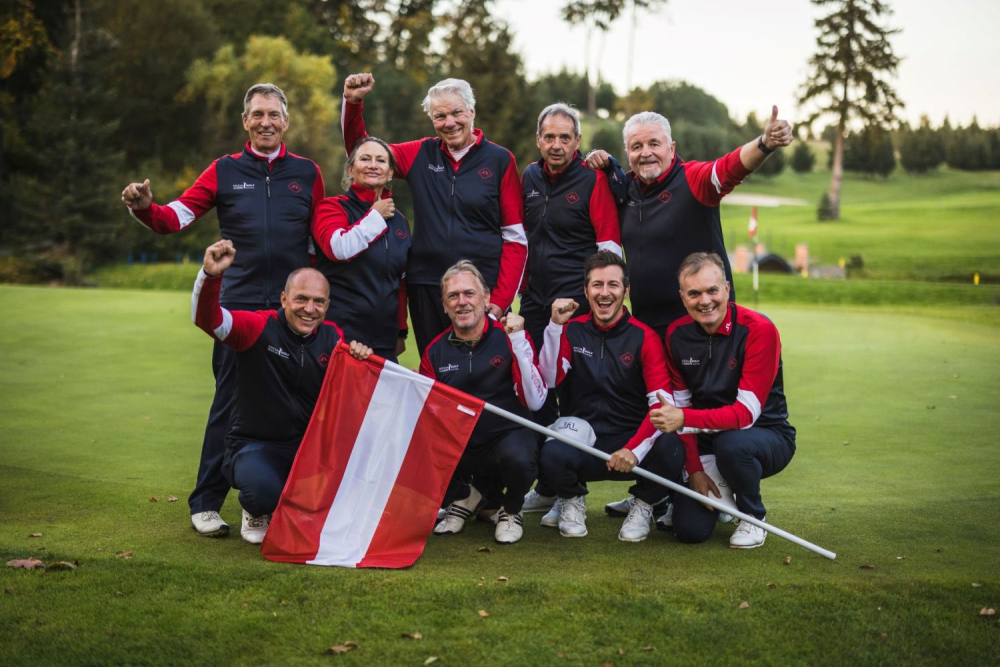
[
  {"x1": 131, "y1": 161, "x2": 218, "y2": 234},
  {"x1": 682, "y1": 147, "x2": 751, "y2": 207},
  {"x1": 312, "y1": 196, "x2": 389, "y2": 262},
  {"x1": 590, "y1": 170, "x2": 622, "y2": 255},
  {"x1": 625, "y1": 325, "x2": 672, "y2": 452},
  {"x1": 191, "y1": 270, "x2": 268, "y2": 352},
  {"x1": 490, "y1": 153, "x2": 527, "y2": 312},
  {"x1": 418, "y1": 350, "x2": 434, "y2": 378},
  {"x1": 681, "y1": 315, "x2": 781, "y2": 431}
]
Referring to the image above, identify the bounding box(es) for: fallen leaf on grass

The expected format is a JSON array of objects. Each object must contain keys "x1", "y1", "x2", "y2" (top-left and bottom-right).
[
  {"x1": 739, "y1": 601, "x2": 750, "y2": 609},
  {"x1": 424, "y1": 657, "x2": 439, "y2": 665},
  {"x1": 556, "y1": 652, "x2": 565, "y2": 658},
  {"x1": 29, "y1": 533, "x2": 42, "y2": 538},
  {"x1": 149, "y1": 496, "x2": 159, "y2": 502},
  {"x1": 926, "y1": 405, "x2": 935, "y2": 410},
  {"x1": 953, "y1": 374, "x2": 959, "y2": 378},
  {"x1": 618, "y1": 648, "x2": 626, "y2": 655},
  {"x1": 896, "y1": 556, "x2": 904, "y2": 560},
  {"x1": 117, "y1": 552, "x2": 134, "y2": 559},
  {"x1": 860, "y1": 564, "x2": 874, "y2": 570},
  {"x1": 47, "y1": 561, "x2": 78, "y2": 571},
  {"x1": 116, "y1": 591, "x2": 125, "y2": 596},
  {"x1": 4, "y1": 587, "x2": 13, "y2": 594},
  {"x1": 497, "y1": 576, "x2": 508, "y2": 582},
  {"x1": 878, "y1": 633, "x2": 888, "y2": 641},
  {"x1": 948, "y1": 395, "x2": 957, "y2": 399},
  {"x1": 641, "y1": 646, "x2": 656, "y2": 652},
  {"x1": 7, "y1": 558, "x2": 45, "y2": 570},
  {"x1": 477, "y1": 546, "x2": 492, "y2": 553},
  {"x1": 783, "y1": 557, "x2": 792, "y2": 565},
  {"x1": 325, "y1": 645, "x2": 355, "y2": 655},
  {"x1": 767, "y1": 583, "x2": 776, "y2": 589},
  {"x1": 980, "y1": 608, "x2": 996, "y2": 617},
  {"x1": 478, "y1": 609, "x2": 490, "y2": 618},
  {"x1": 401, "y1": 632, "x2": 423, "y2": 640},
  {"x1": 971, "y1": 583, "x2": 982, "y2": 588},
  {"x1": 167, "y1": 496, "x2": 179, "y2": 502},
  {"x1": 842, "y1": 441, "x2": 849, "y2": 445}
]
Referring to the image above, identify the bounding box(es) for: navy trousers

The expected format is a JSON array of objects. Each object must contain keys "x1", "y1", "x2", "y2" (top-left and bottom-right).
[
  {"x1": 222, "y1": 440, "x2": 299, "y2": 518},
  {"x1": 188, "y1": 340, "x2": 236, "y2": 514},
  {"x1": 673, "y1": 425, "x2": 796, "y2": 544},
  {"x1": 539, "y1": 430, "x2": 685, "y2": 505},
  {"x1": 454, "y1": 428, "x2": 539, "y2": 514}
]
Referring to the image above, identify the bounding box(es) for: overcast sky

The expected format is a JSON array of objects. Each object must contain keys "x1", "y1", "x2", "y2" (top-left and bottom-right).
[{"x1": 493, "y1": 0, "x2": 999, "y2": 128}]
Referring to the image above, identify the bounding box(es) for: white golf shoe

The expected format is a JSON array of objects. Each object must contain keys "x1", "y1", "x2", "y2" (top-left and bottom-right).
[
  {"x1": 654, "y1": 502, "x2": 675, "y2": 531},
  {"x1": 619, "y1": 498, "x2": 653, "y2": 542},
  {"x1": 434, "y1": 486, "x2": 483, "y2": 535},
  {"x1": 240, "y1": 510, "x2": 269, "y2": 544},
  {"x1": 191, "y1": 511, "x2": 229, "y2": 537},
  {"x1": 494, "y1": 509, "x2": 524, "y2": 544},
  {"x1": 539, "y1": 497, "x2": 564, "y2": 527},
  {"x1": 558, "y1": 496, "x2": 588, "y2": 537},
  {"x1": 730, "y1": 518, "x2": 767, "y2": 549},
  {"x1": 522, "y1": 489, "x2": 556, "y2": 513},
  {"x1": 604, "y1": 496, "x2": 634, "y2": 517}
]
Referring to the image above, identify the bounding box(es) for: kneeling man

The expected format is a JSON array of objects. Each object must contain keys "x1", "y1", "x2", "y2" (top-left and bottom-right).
[
  {"x1": 193, "y1": 240, "x2": 369, "y2": 544},
  {"x1": 420, "y1": 260, "x2": 547, "y2": 544},
  {"x1": 652, "y1": 252, "x2": 796, "y2": 548},
  {"x1": 538, "y1": 251, "x2": 689, "y2": 541}
]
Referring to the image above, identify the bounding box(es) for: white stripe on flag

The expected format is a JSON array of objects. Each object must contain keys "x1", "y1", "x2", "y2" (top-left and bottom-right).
[{"x1": 307, "y1": 362, "x2": 435, "y2": 566}]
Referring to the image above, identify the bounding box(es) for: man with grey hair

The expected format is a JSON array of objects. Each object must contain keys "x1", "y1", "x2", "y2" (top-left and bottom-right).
[
  {"x1": 121, "y1": 83, "x2": 326, "y2": 538},
  {"x1": 587, "y1": 106, "x2": 792, "y2": 337},
  {"x1": 517, "y1": 102, "x2": 623, "y2": 514},
  {"x1": 341, "y1": 73, "x2": 526, "y2": 356}
]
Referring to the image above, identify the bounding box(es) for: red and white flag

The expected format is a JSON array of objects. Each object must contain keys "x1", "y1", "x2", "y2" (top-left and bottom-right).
[
  {"x1": 748, "y1": 206, "x2": 758, "y2": 239},
  {"x1": 262, "y1": 343, "x2": 483, "y2": 568}
]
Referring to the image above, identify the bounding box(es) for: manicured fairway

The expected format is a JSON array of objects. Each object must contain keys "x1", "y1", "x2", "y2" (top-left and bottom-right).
[{"x1": 1, "y1": 285, "x2": 998, "y2": 666}]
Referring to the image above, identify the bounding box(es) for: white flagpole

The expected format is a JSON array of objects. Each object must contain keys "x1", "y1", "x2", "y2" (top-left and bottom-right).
[{"x1": 479, "y1": 401, "x2": 836, "y2": 560}]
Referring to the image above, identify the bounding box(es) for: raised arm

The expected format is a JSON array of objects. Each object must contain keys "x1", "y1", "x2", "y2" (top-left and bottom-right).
[
  {"x1": 502, "y1": 313, "x2": 547, "y2": 411},
  {"x1": 123, "y1": 162, "x2": 218, "y2": 234},
  {"x1": 191, "y1": 240, "x2": 268, "y2": 351}
]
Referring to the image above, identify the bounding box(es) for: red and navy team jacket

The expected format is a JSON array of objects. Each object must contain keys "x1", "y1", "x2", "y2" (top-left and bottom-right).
[
  {"x1": 130, "y1": 142, "x2": 324, "y2": 309},
  {"x1": 312, "y1": 184, "x2": 410, "y2": 350},
  {"x1": 193, "y1": 270, "x2": 343, "y2": 446},
  {"x1": 665, "y1": 302, "x2": 793, "y2": 472},
  {"x1": 538, "y1": 309, "x2": 696, "y2": 465},
  {"x1": 605, "y1": 150, "x2": 744, "y2": 332},
  {"x1": 342, "y1": 100, "x2": 526, "y2": 312},
  {"x1": 419, "y1": 319, "x2": 545, "y2": 448},
  {"x1": 521, "y1": 152, "x2": 622, "y2": 307}
]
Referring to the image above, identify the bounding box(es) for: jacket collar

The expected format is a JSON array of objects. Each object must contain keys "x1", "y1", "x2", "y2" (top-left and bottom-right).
[
  {"x1": 348, "y1": 182, "x2": 392, "y2": 204},
  {"x1": 541, "y1": 151, "x2": 583, "y2": 179},
  {"x1": 245, "y1": 141, "x2": 287, "y2": 162}
]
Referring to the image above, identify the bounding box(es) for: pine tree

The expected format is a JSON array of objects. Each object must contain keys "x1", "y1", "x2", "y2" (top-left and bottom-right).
[
  {"x1": 798, "y1": 0, "x2": 902, "y2": 220},
  {"x1": 790, "y1": 141, "x2": 816, "y2": 174}
]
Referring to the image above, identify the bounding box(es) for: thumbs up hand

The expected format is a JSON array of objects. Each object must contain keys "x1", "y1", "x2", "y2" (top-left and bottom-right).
[{"x1": 761, "y1": 105, "x2": 793, "y2": 150}]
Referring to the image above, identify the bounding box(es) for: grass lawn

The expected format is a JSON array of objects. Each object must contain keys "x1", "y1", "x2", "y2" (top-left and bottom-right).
[{"x1": 1, "y1": 285, "x2": 998, "y2": 666}]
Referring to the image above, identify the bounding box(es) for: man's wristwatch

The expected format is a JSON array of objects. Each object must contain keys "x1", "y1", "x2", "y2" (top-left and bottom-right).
[{"x1": 757, "y1": 135, "x2": 774, "y2": 155}]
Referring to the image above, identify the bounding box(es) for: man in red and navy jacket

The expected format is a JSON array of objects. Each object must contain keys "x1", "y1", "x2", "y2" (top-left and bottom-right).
[
  {"x1": 537, "y1": 251, "x2": 690, "y2": 543},
  {"x1": 193, "y1": 239, "x2": 360, "y2": 546},
  {"x1": 520, "y1": 103, "x2": 622, "y2": 431},
  {"x1": 419, "y1": 261, "x2": 547, "y2": 545},
  {"x1": 585, "y1": 106, "x2": 793, "y2": 337},
  {"x1": 651, "y1": 252, "x2": 795, "y2": 550},
  {"x1": 341, "y1": 73, "x2": 526, "y2": 355},
  {"x1": 121, "y1": 84, "x2": 325, "y2": 538}
]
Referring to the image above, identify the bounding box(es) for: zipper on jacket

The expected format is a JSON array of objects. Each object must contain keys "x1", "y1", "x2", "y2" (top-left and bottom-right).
[
  {"x1": 708, "y1": 335, "x2": 713, "y2": 360},
  {"x1": 451, "y1": 173, "x2": 456, "y2": 196},
  {"x1": 600, "y1": 335, "x2": 605, "y2": 360},
  {"x1": 468, "y1": 348, "x2": 474, "y2": 374},
  {"x1": 264, "y1": 170, "x2": 273, "y2": 307}
]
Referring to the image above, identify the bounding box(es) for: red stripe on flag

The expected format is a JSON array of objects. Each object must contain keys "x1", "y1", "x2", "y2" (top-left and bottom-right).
[
  {"x1": 357, "y1": 383, "x2": 480, "y2": 568},
  {"x1": 261, "y1": 344, "x2": 382, "y2": 563}
]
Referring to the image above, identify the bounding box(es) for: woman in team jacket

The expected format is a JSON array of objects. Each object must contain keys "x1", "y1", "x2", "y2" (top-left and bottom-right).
[{"x1": 312, "y1": 137, "x2": 411, "y2": 361}]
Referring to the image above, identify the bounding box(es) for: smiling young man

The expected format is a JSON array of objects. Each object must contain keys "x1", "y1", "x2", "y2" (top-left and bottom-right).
[
  {"x1": 341, "y1": 73, "x2": 526, "y2": 356},
  {"x1": 419, "y1": 261, "x2": 547, "y2": 544},
  {"x1": 650, "y1": 252, "x2": 796, "y2": 549},
  {"x1": 536, "y1": 251, "x2": 690, "y2": 542},
  {"x1": 121, "y1": 83, "x2": 325, "y2": 538},
  {"x1": 192, "y1": 240, "x2": 374, "y2": 546}
]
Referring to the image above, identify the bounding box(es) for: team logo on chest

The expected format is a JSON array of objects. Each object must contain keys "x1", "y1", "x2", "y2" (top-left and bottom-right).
[
  {"x1": 565, "y1": 191, "x2": 580, "y2": 205},
  {"x1": 288, "y1": 182, "x2": 302, "y2": 193},
  {"x1": 438, "y1": 363, "x2": 459, "y2": 373},
  {"x1": 478, "y1": 167, "x2": 493, "y2": 179},
  {"x1": 658, "y1": 190, "x2": 672, "y2": 204},
  {"x1": 619, "y1": 351, "x2": 634, "y2": 367},
  {"x1": 233, "y1": 182, "x2": 255, "y2": 191},
  {"x1": 267, "y1": 345, "x2": 290, "y2": 359},
  {"x1": 395, "y1": 229, "x2": 408, "y2": 239},
  {"x1": 319, "y1": 352, "x2": 330, "y2": 367},
  {"x1": 728, "y1": 357, "x2": 738, "y2": 370},
  {"x1": 428, "y1": 164, "x2": 445, "y2": 173},
  {"x1": 490, "y1": 355, "x2": 506, "y2": 368},
  {"x1": 681, "y1": 357, "x2": 700, "y2": 367}
]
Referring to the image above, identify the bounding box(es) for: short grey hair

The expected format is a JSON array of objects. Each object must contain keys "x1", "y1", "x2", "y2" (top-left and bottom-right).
[
  {"x1": 622, "y1": 111, "x2": 672, "y2": 149},
  {"x1": 422, "y1": 78, "x2": 476, "y2": 116},
  {"x1": 243, "y1": 83, "x2": 288, "y2": 118},
  {"x1": 537, "y1": 103, "x2": 581, "y2": 137},
  {"x1": 677, "y1": 252, "x2": 726, "y2": 282},
  {"x1": 440, "y1": 259, "x2": 490, "y2": 300}
]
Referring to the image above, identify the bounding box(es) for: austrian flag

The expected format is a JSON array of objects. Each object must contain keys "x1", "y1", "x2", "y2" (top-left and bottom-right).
[{"x1": 262, "y1": 344, "x2": 483, "y2": 568}]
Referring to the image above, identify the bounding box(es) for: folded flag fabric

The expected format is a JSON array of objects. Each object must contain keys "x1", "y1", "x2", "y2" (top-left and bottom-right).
[{"x1": 262, "y1": 343, "x2": 484, "y2": 568}]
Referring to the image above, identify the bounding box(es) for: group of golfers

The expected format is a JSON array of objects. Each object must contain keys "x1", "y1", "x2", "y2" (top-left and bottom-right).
[{"x1": 121, "y1": 72, "x2": 796, "y2": 550}]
